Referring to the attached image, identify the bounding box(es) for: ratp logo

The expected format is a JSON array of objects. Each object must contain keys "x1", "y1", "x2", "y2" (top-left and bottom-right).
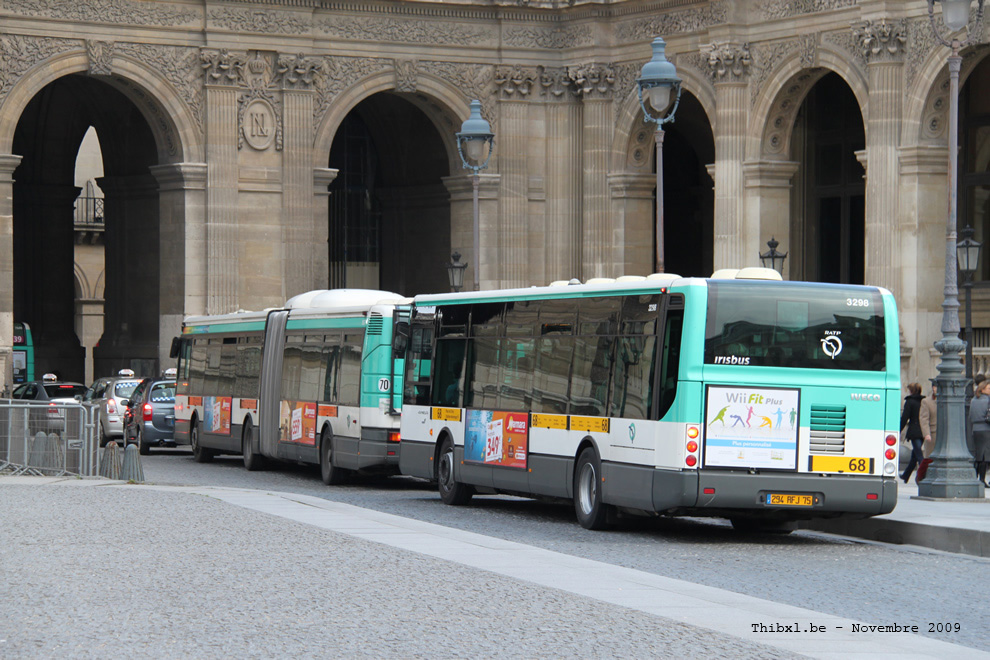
[
  {"x1": 821, "y1": 335, "x2": 843, "y2": 359},
  {"x1": 628, "y1": 423, "x2": 636, "y2": 443}
]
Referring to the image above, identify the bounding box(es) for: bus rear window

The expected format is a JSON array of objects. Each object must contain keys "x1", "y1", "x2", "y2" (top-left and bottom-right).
[{"x1": 704, "y1": 281, "x2": 885, "y2": 371}]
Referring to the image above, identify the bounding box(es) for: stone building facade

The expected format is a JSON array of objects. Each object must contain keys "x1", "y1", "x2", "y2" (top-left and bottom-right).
[{"x1": 0, "y1": 0, "x2": 985, "y2": 390}]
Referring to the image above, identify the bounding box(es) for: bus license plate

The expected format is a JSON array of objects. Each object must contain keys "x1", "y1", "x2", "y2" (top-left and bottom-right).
[
  {"x1": 766, "y1": 493, "x2": 814, "y2": 507},
  {"x1": 809, "y1": 455, "x2": 874, "y2": 474}
]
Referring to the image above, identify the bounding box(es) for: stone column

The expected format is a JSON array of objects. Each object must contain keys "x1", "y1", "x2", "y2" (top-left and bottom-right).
[
  {"x1": 0, "y1": 154, "x2": 21, "y2": 393},
  {"x1": 856, "y1": 20, "x2": 906, "y2": 293},
  {"x1": 742, "y1": 160, "x2": 800, "y2": 279},
  {"x1": 150, "y1": 162, "x2": 207, "y2": 366},
  {"x1": 708, "y1": 43, "x2": 751, "y2": 271},
  {"x1": 443, "y1": 173, "x2": 501, "y2": 291},
  {"x1": 495, "y1": 69, "x2": 535, "y2": 289},
  {"x1": 312, "y1": 167, "x2": 338, "y2": 290},
  {"x1": 608, "y1": 173, "x2": 655, "y2": 277}
]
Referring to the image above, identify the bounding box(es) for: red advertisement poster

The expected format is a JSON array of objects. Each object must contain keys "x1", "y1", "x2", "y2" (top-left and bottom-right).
[
  {"x1": 205, "y1": 396, "x2": 232, "y2": 435},
  {"x1": 279, "y1": 401, "x2": 317, "y2": 446},
  {"x1": 464, "y1": 410, "x2": 529, "y2": 469}
]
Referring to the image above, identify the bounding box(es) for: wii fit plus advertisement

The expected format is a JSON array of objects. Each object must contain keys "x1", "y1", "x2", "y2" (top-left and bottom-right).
[{"x1": 703, "y1": 385, "x2": 800, "y2": 470}]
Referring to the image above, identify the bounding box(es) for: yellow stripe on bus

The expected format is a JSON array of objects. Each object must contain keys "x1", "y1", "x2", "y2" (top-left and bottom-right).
[
  {"x1": 531, "y1": 414, "x2": 567, "y2": 429},
  {"x1": 569, "y1": 416, "x2": 609, "y2": 433},
  {"x1": 431, "y1": 407, "x2": 462, "y2": 422}
]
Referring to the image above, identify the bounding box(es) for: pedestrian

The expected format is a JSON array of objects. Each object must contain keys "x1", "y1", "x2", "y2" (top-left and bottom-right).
[
  {"x1": 900, "y1": 383, "x2": 925, "y2": 484},
  {"x1": 920, "y1": 382, "x2": 937, "y2": 458},
  {"x1": 970, "y1": 379, "x2": 990, "y2": 487}
]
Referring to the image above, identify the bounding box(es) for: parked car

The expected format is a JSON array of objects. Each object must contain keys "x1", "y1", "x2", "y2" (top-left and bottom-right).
[
  {"x1": 84, "y1": 370, "x2": 144, "y2": 446},
  {"x1": 10, "y1": 374, "x2": 88, "y2": 434},
  {"x1": 123, "y1": 376, "x2": 177, "y2": 455}
]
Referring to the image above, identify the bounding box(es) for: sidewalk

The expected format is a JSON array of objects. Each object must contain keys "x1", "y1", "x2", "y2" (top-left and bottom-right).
[{"x1": 799, "y1": 480, "x2": 990, "y2": 557}]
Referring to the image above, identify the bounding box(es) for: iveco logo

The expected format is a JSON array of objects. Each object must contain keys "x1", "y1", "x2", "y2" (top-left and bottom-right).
[{"x1": 851, "y1": 393, "x2": 881, "y2": 401}]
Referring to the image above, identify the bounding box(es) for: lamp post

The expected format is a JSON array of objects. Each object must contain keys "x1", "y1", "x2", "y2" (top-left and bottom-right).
[
  {"x1": 759, "y1": 237, "x2": 788, "y2": 276},
  {"x1": 637, "y1": 36, "x2": 682, "y2": 274},
  {"x1": 920, "y1": 0, "x2": 986, "y2": 499},
  {"x1": 958, "y1": 225, "x2": 983, "y2": 382},
  {"x1": 456, "y1": 99, "x2": 494, "y2": 291},
  {"x1": 445, "y1": 251, "x2": 468, "y2": 293}
]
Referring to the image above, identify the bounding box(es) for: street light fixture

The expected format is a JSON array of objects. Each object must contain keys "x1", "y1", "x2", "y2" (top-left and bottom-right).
[
  {"x1": 637, "y1": 36, "x2": 682, "y2": 274},
  {"x1": 456, "y1": 99, "x2": 494, "y2": 291},
  {"x1": 920, "y1": 0, "x2": 986, "y2": 499},
  {"x1": 759, "y1": 237, "x2": 788, "y2": 276},
  {"x1": 446, "y1": 251, "x2": 468, "y2": 293},
  {"x1": 957, "y1": 224, "x2": 983, "y2": 382}
]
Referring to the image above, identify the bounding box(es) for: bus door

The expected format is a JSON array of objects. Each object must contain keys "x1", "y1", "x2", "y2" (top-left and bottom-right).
[
  {"x1": 391, "y1": 305, "x2": 412, "y2": 414},
  {"x1": 259, "y1": 310, "x2": 289, "y2": 457}
]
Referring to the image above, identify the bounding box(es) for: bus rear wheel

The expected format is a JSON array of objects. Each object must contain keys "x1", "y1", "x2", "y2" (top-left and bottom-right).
[
  {"x1": 320, "y1": 428, "x2": 347, "y2": 486},
  {"x1": 242, "y1": 421, "x2": 266, "y2": 471},
  {"x1": 729, "y1": 517, "x2": 796, "y2": 535},
  {"x1": 190, "y1": 422, "x2": 214, "y2": 463},
  {"x1": 574, "y1": 447, "x2": 613, "y2": 530},
  {"x1": 437, "y1": 438, "x2": 472, "y2": 505}
]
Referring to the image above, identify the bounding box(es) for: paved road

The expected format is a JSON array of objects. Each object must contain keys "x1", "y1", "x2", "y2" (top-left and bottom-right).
[{"x1": 137, "y1": 448, "x2": 990, "y2": 651}]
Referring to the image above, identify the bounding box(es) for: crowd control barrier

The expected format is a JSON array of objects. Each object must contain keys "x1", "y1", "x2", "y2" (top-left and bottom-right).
[{"x1": 0, "y1": 399, "x2": 98, "y2": 476}]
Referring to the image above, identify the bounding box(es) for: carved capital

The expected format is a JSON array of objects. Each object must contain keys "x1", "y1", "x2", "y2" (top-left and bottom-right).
[
  {"x1": 394, "y1": 59, "x2": 418, "y2": 93},
  {"x1": 537, "y1": 66, "x2": 576, "y2": 100},
  {"x1": 277, "y1": 53, "x2": 321, "y2": 90},
  {"x1": 86, "y1": 40, "x2": 114, "y2": 76},
  {"x1": 706, "y1": 42, "x2": 751, "y2": 82},
  {"x1": 201, "y1": 49, "x2": 246, "y2": 87},
  {"x1": 495, "y1": 66, "x2": 535, "y2": 99},
  {"x1": 854, "y1": 19, "x2": 907, "y2": 63},
  {"x1": 567, "y1": 63, "x2": 616, "y2": 99}
]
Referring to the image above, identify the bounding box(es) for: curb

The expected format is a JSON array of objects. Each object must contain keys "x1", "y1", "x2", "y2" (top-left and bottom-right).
[{"x1": 799, "y1": 516, "x2": 990, "y2": 557}]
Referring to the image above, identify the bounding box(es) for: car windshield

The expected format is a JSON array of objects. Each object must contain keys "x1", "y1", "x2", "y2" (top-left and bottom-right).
[
  {"x1": 113, "y1": 381, "x2": 142, "y2": 398},
  {"x1": 149, "y1": 382, "x2": 176, "y2": 403},
  {"x1": 43, "y1": 384, "x2": 87, "y2": 398}
]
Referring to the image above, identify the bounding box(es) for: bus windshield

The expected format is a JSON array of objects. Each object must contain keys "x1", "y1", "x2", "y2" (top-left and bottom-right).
[{"x1": 704, "y1": 281, "x2": 885, "y2": 371}]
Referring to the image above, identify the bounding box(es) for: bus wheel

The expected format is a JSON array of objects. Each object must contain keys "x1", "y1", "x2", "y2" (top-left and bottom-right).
[
  {"x1": 320, "y1": 428, "x2": 347, "y2": 486},
  {"x1": 242, "y1": 421, "x2": 265, "y2": 471},
  {"x1": 729, "y1": 517, "x2": 795, "y2": 535},
  {"x1": 190, "y1": 422, "x2": 214, "y2": 463},
  {"x1": 574, "y1": 447, "x2": 613, "y2": 530},
  {"x1": 437, "y1": 438, "x2": 473, "y2": 505}
]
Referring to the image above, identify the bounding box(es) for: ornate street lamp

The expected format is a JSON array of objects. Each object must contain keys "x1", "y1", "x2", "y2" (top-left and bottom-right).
[
  {"x1": 637, "y1": 36, "x2": 682, "y2": 273},
  {"x1": 920, "y1": 0, "x2": 987, "y2": 499},
  {"x1": 958, "y1": 225, "x2": 983, "y2": 382},
  {"x1": 759, "y1": 237, "x2": 788, "y2": 276},
  {"x1": 446, "y1": 251, "x2": 468, "y2": 293},
  {"x1": 456, "y1": 99, "x2": 494, "y2": 291}
]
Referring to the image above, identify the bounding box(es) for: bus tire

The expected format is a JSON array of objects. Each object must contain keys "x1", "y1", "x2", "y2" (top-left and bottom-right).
[
  {"x1": 437, "y1": 438, "x2": 473, "y2": 505},
  {"x1": 574, "y1": 447, "x2": 613, "y2": 530},
  {"x1": 242, "y1": 421, "x2": 265, "y2": 471},
  {"x1": 729, "y1": 517, "x2": 795, "y2": 535},
  {"x1": 190, "y1": 421, "x2": 214, "y2": 463},
  {"x1": 320, "y1": 428, "x2": 347, "y2": 486}
]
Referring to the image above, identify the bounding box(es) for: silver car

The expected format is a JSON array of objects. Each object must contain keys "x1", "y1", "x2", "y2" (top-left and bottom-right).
[{"x1": 84, "y1": 370, "x2": 144, "y2": 446}]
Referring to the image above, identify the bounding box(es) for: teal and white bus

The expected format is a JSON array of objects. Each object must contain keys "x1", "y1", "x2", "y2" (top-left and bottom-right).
[
  {"x1": 173, "y1": 289, "x2": 406, "y2": 483},
  {"x1": 13, "y1": 321, "x2": 34, "y2": 385},
  {"x1": 397, "y1": 268, "x2": 901, "y2": 530}
]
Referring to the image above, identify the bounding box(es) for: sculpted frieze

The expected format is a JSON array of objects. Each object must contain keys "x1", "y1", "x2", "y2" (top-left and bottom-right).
[
  {"x1": 760, "y1": 0, "x2": 858, "y2": 21},
  {"x1": 87, "y1": 40, "x2": 114, "y2": 77},
  {"x1": 318, "y1": 16, "x2": 492, "y2": 46},
  {"x1": 0, "y1": 34, "x2": 78, "y2": 106},
  {"x1": 2, "y1": 0, "x2": 198, "y2": 26},
  {"x1": 503, "y1": 24, "x2": 593, "y2": 49},
  {"x1": 207, "y1": 7, "x2": 309, "y2": 35},
  {"x1": 853, "y1": 19, "x2": 907, "y2": 63},
  {"x1": 616, "y1": 1, "x2": 727, "y2": 43}
]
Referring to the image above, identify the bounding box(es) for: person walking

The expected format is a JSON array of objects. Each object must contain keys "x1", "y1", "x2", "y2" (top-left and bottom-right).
[
  {"x1": 920, "y1": 382, "x2": 937, "y2": 458},
  {"x1": 900, "y1": 383, "x2": 925, "y2": 484},
  {"x1": 970, "y1": 379, "x2": 990, "y2": 487}
]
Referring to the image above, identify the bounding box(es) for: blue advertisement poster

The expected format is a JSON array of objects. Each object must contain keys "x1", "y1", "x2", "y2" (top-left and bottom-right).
[{"x1": 703, "y1": 385, "x2": 800, "y2": 470}]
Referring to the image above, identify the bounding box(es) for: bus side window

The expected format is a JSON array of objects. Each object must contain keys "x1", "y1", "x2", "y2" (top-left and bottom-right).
[
  {"x1": 403, "y1": 326, "x2": 433, "y2": 406},
  {"x1": 657, "y1": 307, "x2": 684, "y2": 420},
  {"x1": 432, "y1": 338, "x2": 466, "y2": 407}
]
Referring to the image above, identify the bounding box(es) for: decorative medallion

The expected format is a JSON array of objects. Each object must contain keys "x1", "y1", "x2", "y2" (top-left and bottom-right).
[{"x1": 242, "y1": 98, "x2": 276, "y2": 151}]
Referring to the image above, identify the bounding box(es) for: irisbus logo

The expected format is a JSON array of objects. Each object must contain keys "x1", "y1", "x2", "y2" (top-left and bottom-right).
[{"x1": 851, "y1": 393, "x2": 881, "y2": 401}]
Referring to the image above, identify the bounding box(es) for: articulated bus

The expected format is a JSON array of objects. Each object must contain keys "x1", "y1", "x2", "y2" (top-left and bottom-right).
[
  {"x1": 13, "y1": 322, "x2": 34, "y2": 385},
  {"x1": 397, "y1": 268, "x2": 901, "y2": 531},
  {"x1": 173, "y1": 289, "x2": 406, "y2": 483}
]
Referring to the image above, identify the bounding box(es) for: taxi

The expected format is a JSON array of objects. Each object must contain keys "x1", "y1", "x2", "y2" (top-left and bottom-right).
[{"x1": 84, "y1": 369, "x2": 145, "y2": 446}]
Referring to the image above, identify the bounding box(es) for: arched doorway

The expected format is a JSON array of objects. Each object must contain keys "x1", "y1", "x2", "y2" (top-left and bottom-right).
[
  {"x1": 793, "y1": 72, "x2": 865, "y2": 284},
  {"x1": 12, "y1": 74, "x2": 161, "y2": 382},
  {"x1": 327, "y1": 92, "x2": 452, "y2": 296}
]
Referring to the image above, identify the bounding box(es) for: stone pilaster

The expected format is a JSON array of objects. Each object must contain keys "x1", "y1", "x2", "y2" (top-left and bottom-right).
[
  {"x1": 707, "y1": 42, "x2": 751, "y2": 271},
  {"x1": 856, "y1": 19, "x2": 906, "y2": 293},
  {"x1": 283, "y1": 89, "x2": 315, "y2": 298},
  {"x1": 742, "y1": 160, "x2": 800, "y2": 279},
  {"x1": 312, "y1": 167, "x2": 338, "y2": 290},
  {"x1": 496, "y1": 97, "x2": 530, "y2": 289},
  {"x1": 608, "y1": 173, "x2": 656, "y2": 277},
  {"x1": 443, "y1": 173, "x2": 501, "y2": 291},
  {"x1": 0, "y1": 154, "x2": 21, "y2": 393}
]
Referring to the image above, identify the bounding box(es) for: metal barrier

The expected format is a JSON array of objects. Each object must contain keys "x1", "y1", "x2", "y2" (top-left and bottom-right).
[{"x1": 0, "y1": 400, "x2": 98, "y2": 476}]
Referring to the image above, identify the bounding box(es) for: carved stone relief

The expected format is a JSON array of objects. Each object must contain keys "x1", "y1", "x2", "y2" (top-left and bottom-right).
[
  {"x1": 537, "y1": 66, "x2": 575, "y2": 100},
  {"x1": 236, "y1": 52, "x2": 283, "y2": 151},
  {"x1": 395, "y1": 59, "x2": 418, "y2": 93},
  {"x1": 0, "y1": 34, "x2": 79, "y2": 107},
  {"x1": 567, "y1": 63, "x2": 617, "y2": 100},
  {"x1": 201, "y1": 49, "x2": 246, "y2": 87},
  {"x1": 207, "y1": 7, "x2": 309, "y2": 35},
  {"x1": 496, "y1": 66, "x2": 536, "y2": 99},
  {"x1": 277, "y1": 53, "x2": 321, "y2": 90},
  {"x1": 318, "y1": 15, "x2": 493, "y2": 46},
  {"x1": 762, "y1": 70, "x2": 826, "y2": 157},
  {"x1": 706, "y1": 42, "x2": 752, "y2": 82},
  {"x1": 3, "y1": 0, "x2": 198, "y2": 26},
  {"x1": 824, "y1": 29, "x2": 867, "y2": 68},
  {"x1": 628, "y1": 117, "x2": 655, "y2": 169},
  {"x1": 853, "y1": 19, "x2": 907, "y2": 63},
  {"x1": 111, "y1": 76, "x2": 179, "y2": 157},
  {"x1": 616, "y1": 1, "x2": 728, "y2": 43},
  {"x1": 313, "y1": 57, "x2": 392, "y2": 131},
  {"x1": 86, "y1": 40, "x2": 114, "y2": 76},
  {"x1": 750, "y1": 39, "x2": 799, "y2": 107},
  {"x1": 799, "y1": 34, "x2": 819, "y2": 69},
  {"x1": 760, "y1": 0, "x2": 858, "y2": 21},
  {"x1": 117, "y1": 43, "x2": 204, "y2": 138},
  {"x1": 503, "y1": 24, "x2": 593, "y2": 49},
  {"x1": 907, "y1": 17, "x2": 940, "y2": 90}
]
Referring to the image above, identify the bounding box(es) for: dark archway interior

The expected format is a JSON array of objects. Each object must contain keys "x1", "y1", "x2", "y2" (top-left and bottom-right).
[
  {"x1": 659, "y1": 91, "x2": 715, "y2": 278},
  {"x1": 13, "y1": 74, "x2": 160, "y2": 382},
  {"x1": 328, "y1": 92, "x2": 451, "y2": 296},
  {"x1": 796, "y1": 72, "x2": 865, "y2": 284}
]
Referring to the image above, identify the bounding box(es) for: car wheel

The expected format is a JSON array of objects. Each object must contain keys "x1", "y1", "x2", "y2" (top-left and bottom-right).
[
  {"x1": 574, "y1": 447, "x2": 613, "y2": 530},
  {"x1": 242, "y1": 421, "x2": 266, "y2": 472},
  {"x1": 437, "y1": 437, "x2": 473, "y2": 505},
  {"x1": 190, "y1": 422, "x2": 214, "y2": 463},
  {"x1": 138, "y1": 429, "x2": 149, "y2": 456},
  {"x1": 99, "y1": 422, "x2": 110, "y2": 448},
  {"x1": 319, "y1": 428, "x2": 348, "y2": 486}
]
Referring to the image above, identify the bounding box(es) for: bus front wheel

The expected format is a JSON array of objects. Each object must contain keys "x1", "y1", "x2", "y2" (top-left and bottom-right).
[
  {"x1": 190, "y1": 422, "x2": 214, "y2": 463},
  {"x1": 437, "y1": 438, "x2": 473, "y2": 505},
  {"x1": 574, "y1": 448, "x2": 613, "y2": 530},
  {"x1": 320, "y1": 428, "x2": 347, "y2": 486}
]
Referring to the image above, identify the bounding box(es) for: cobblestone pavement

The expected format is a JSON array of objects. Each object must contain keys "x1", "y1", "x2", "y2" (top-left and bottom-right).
[
  {"x1": 0, "y1": 485, "x2": 800, "y2": 659},
  {"x1": 134, "y1": 450, "x2": 990, "y2": 651}
]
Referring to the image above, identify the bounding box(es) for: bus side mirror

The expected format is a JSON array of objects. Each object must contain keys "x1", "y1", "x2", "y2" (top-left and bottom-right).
[
  {"x1": 169, "y1": 336, "x2": 181, "y2": 359},
  {"x1": 392, "y1": 322, "x2": 409, "y2": 357}
]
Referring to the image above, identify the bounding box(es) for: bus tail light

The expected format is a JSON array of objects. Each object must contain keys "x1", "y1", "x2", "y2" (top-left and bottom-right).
[
  {"x1": 685, "y1": 425, "x2": 700, "y2": 467},
  {"x1": 885, "y1": 448, "x2": 896, "y2": 461},
  {"x1": 142, "y1": 403, "x2": 153, "y2": 422},
  {"x1": 388, "y1": 431, "x2": 400, "y2": 443},
  {"x1": 866, "y1": 493, "x2": 878, "y2": 500},
  {"x1": 885, "y1": 434, "x2": 897, "y2": 446},
  {"x1": 685, "y1": 455, "x2": 697, "y2": 467}
]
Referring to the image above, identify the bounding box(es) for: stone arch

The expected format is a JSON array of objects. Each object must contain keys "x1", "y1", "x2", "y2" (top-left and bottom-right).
[
  {"x1": 314, "y1": 69, "x2": 469, "y2": 172},
  {"x1": 905, "y1": 44, "x2": 990, "y2": 146},
  {"x1": 749, "y1": 47, "x2": 868, "y2": 160},
  {"x1": 0, "y1": 49, "x2": 201, "y2": 164},
  {"x1": 73, "y1": 264, "x2": 89, "y2": 300}
]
